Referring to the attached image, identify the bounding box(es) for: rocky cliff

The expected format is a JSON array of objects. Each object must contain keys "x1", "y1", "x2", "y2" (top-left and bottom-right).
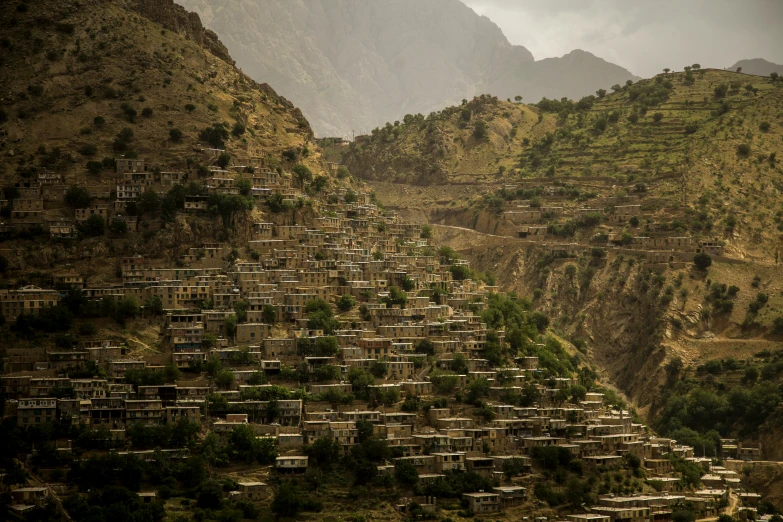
[{"x1": 126, "y1": 0, "x2": 234, "y2": 65}]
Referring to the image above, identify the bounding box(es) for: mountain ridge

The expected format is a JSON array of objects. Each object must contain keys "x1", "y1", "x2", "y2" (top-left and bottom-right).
[
  {"x1": 176, "y1": 0, "x2": 639, "y2": 137},
  {"x1": 728, "y1": 58, "x2": 783, "y2": 76},
  {"x1": 0, "y1": 0, "x2": 321, "y2": 194}
]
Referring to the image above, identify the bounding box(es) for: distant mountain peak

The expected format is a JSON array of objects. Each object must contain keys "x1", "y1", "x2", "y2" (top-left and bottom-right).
[
  {"x1": 177, "y1": 0, "x2": 637, "y2": 136},
  {"x1": 727, "y1": 58, "x2": 783, "y2": 76}
]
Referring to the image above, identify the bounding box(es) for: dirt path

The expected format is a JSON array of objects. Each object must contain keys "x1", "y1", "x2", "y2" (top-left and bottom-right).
[{"x1": 697, "y1": 489, "x2": 738, "y2": 522}]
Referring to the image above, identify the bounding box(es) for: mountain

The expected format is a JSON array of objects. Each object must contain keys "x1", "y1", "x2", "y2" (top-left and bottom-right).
[
  {"x1": 0, "y1": 0, "x2": 319, "y2": 186},
  {"x1": 176, "y1": 0, "x2": 639, "y2": 137},
  {"x1": 728, "y1": 58, "x2": 783, "y2": 76},
  {"x1": 480, "y1": 49, "x2": 641, "y2": 106},
  {"x1": 330, "y1": 69, "x2": 783, "y2": 449}
]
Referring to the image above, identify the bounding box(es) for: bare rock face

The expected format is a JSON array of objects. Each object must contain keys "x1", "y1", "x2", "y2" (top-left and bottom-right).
[{"x1": 126, "y1": 0, "x2": 235, "y2": 65}]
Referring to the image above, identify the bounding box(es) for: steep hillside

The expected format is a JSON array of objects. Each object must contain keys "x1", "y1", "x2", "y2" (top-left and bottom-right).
[
  {"x1": 0, "y1": 0, "x2": 335, "y2": 290},
  {"x1": 176, "y1": 0, "x2": 638, "y2": 137},
  {"x1": 0, "y1": 0, "x2": 318, "y2": 183},
  {"x1": 335, "y1": 68, "x2": 783, "y2": 450},
  {"x1": 728, "y1": 58, "x2": 783, "y2": 76},
  {"x1": 344, "y1": 69, "x2": 783, "y2": 257}
]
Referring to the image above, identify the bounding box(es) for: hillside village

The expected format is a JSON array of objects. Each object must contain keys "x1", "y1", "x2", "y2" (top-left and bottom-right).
[
  {"x1": 332, "y1": 69, "x2": 783, "y2": 444},
  {"x1": 0, "y1": 148, "x2": 777, "y2": 521},
  {"x1": 1, "y1": 1, "x2": 783, "y2": 522}
]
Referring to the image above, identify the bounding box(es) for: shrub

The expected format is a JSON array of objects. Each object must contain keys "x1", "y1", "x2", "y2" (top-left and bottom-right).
[
  {"x1": 693, "y1": 253, "x2": 712, "y2": 271},
  {"x1": 759, "y1": 121, "x2": 771, "y2": 132},
  {"x1": 199, "y1": 123, "x2": 229, "y2": 148},
  {"x1": 109, "y1": 218, "x2": 128, "y2": 234},
  {"x1": 737, "y1": 144, "x2": 751, "y2": 157},
  {"x1": 65, "y1": 185, "x2": 92, "y2": 208},
  {"x1": 773, "y1": 317, "x2": 783, "y2": 334},
  {"x1": 86, "y1": 161, "x2": 103, "y2": 175},
  {"x1": 652, "y1": 112, "x2": 664, "y2": 123},
  {"x1": 141, "y1": 107, "x2": 153, "y2": 117},
  {"x1": 472, "y1": 120, "x2": 488, "y2": 140},
  {"x1": 337, "y1": 294, "x2": 356, "y2": 312},
  {"x1": 272, "y1": 482, "x2": 302, "y2": 517},
  {"x1": 216, "y1": 152, "x2": 231, "y2": 169},
  {"x1": 169, "y1": 128, "x2": 183, "y2": 142},
  {"x1": 122, "y1": 106, "x2": 137, "y2": 123},
  {"x1": 80, "y1": 215, "x2": 105, "y2": 237},
  {"x1": 117, "y1": 127, "x2": 134, "y2": 142},
  {"x1": 292, "y1": 164, "x2": 313, "y2": 183},
  {"x1": 78, "y1": 144, "x2": 97, "y2": 156}
]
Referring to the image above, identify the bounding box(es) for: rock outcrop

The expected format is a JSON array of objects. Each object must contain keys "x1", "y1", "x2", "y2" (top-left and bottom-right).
[{"x1": 127, "y1": 0, "x2": 234, "y2": 65}]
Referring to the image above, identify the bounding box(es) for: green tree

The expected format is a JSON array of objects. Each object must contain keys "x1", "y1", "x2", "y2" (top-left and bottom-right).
[
  {"x1": 305, "y1": 298, "x2": 339, "y2": 334},
  {"x1": 262, "y1": 304, "x2": 276, "y2": 324},
  {"x1": 109, "y1": 218, "x2": 128, "y2": 234},
  {"x1": 199, "y1": 123, "x2": 230, "y2": 148},
  {"x1": 216, "y1": 152, "x2": 231, "y2": 169},
  {"x1": 395, "y1": 461, "x2": 419, "y2": 488},
  {"x1": 80, "y1": 215, "x2": 105, "y2": 237},
  {"x1": 305, "y1": 437, "x2": 341, "y2": 469},
  {"x1": 693, "y1": 252, "x2": 712, "y2": 271},
  {"x1": 231, "y1": 121, "x2": 246, "y2": 137},
  {"x1": 137, "y1": 189, "x2": 161, "y2": 214},
  {"x1": 714, "y1": 83, "x2": 729, "y2": 98},
  {"x1": 370, "y1": 359, "x2": 389, "y2": 378},
  {"x1": 415, "y1": 339, "x2": 435, "y2": 356},
  {"x1": 197, "y1": 479, "x2": 224, "y2": 509},
  {"x1": 163, "y1": 363, "x2": 181, "y2": 383},
  {"x1": 65, "y1": 185, "x2": 92, "y2": 208},
  {"x1": 356, "y1": 419, "x2": 375, "y2": 443},
  {"x1": 337, "y1": 294, "x2": 356, "y2": 312},
  {"x1": 292, "y1": 164, "x2": 313, "y2": 184},
  {"x1": 473, "y1": 120, "x2": 488, "y2": 140},
  {"x1": 114, "y1": 296, "x2": 140, "y2": 325},
  {"x1": 315, "y1": 336, "x2": 339, "y2": 357},
  {"x1": 272, "y1": 482, "x2": 301, "y2": 517},
  {"x1": 144, "y1": 295, "x2": 164, "y2": 315},
  {"x1": 235, "y1": 177, "x2": 252, "y2": 197},
  {"x1": 223, "y1": 315, "x2": 237, "y2": 341},
  {"x1": 215, "y1": 369, "x2": 235, "y2": 389}
]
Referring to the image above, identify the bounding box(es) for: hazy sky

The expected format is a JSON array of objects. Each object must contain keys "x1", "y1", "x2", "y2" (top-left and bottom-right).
[{"x1": 462, "y1": 0, "x2": 783, "y2": 77}]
